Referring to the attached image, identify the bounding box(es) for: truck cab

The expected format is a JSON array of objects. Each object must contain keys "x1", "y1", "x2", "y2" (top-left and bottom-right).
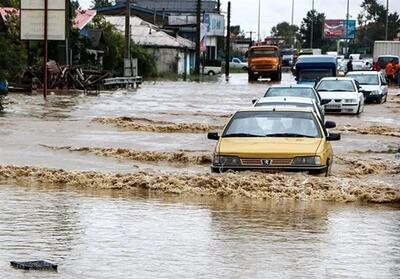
[
  {"x1": 247, "y1": 45, "x2": 282, "y2": 82},
  {"x1": 294, "y1": 55, "x2": 337, "y2": 85}
]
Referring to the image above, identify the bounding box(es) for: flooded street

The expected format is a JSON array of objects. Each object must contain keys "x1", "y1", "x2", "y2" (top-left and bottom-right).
[
  {"x1": 0, "y1": 73, "x2": 399, "y2": 277},
  {"x1": 0, "y1": 183, "x2": 399, "y2": 279}
]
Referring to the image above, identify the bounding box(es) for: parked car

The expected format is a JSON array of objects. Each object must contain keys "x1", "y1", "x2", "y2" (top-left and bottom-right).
[
  {"x1": 247, "y1": 45, "x2": 282, "y2": 81},
  {"x1": 207, "y1": 107, "x2": 340, "y2": 176},
  {"x1": 202, "y1": 60, "x2": 222, "y2": 76},
  {"x1": 230, "y1": 57, "x2": 248, "y2": 70},
  {"x1": 315, "y1": 77, "x2": 365, "y2": 115},
  {"x1": 346, "y1": 71, "x2": 388, "y2": 103},
  {"x1": 254, "y1": 96, "x2": 325, "y2": 122}
]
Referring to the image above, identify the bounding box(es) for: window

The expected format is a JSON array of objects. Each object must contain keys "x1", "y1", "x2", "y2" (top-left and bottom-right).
[
  {"x1": 316, "y1": 80, "x2": 356, "y2": 92},
  {"x1": 264, "y1": 88, "x2": 318, "y2": 101},
  {"x1": 223, "y1": 111, "x2": 321, "y2": 138},
  {"x1": 346, "y1": 74, "x2": 379, "y2": 85}
]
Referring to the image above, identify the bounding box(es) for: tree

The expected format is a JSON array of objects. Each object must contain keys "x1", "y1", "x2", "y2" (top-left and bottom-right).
[
  {"x1": 299, "y1": 10, "x2": 335, "y2": 52},
  {"x1": 270, "y1": 21, "x2": 299, "y2": 47},
  {"x1": 230, "y1": 25, "x2": 245, "y2": 39},
  {"x1": 352, "y1": 0, "x2": 400, "y2": 52},
  {"x1": 91, "y1": 0, "x2": 114, "y2": 8},
  {"x1": 0, "y1": 0, "x2": 19, "y2": 8}
]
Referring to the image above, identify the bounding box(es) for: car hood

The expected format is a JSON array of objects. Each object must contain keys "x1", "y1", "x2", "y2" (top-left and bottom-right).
[
  {"x1": 218, "y1": 137, "x2": 322, "y2": 158},
  {"x1": 318, "y1": 91, "x2": 358, "y2": 99}
]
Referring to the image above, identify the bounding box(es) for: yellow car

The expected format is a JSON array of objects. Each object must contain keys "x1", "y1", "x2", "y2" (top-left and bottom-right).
[{"x1": 208, "y1": 107, "x2": 340, "y2": 176}]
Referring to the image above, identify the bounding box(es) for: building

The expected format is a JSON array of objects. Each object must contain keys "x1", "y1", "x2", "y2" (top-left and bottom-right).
[
  {"x1": 97, "y1": 0, "x2": 225, "y2": 62},
  {"x1": 105, "y1": 16, "x2": 195, "y2": 75}
]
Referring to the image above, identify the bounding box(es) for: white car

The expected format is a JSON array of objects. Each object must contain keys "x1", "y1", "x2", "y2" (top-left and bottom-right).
[
  {"x1": 346, "y1": 71, "x2": 388, "y2": 103},
  {"x1": 315, "y1": 77, "x2": 365, "y2": 115},
  {"x1": 254, "y1": 96, "x2": 325, "y2": 122},
  {"x1": 230, "y1": 58, "x2": 248, "y2": 70}
]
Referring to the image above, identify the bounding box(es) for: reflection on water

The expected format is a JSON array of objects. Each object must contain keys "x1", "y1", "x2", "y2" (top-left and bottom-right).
[{"x1": 0, "y1": 183, "x2": 399, "y2": 279}]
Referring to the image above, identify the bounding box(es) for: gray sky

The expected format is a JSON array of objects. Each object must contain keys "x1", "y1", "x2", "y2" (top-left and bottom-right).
[{"x1": 79, "y1": 0, "x2": 400, "y2": 38}]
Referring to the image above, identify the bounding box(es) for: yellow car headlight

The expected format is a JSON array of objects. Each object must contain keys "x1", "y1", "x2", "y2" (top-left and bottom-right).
[
  {"x1": 214, "y1": 155, "x2": 241, "y2": 166},
  {"x1": 292, "y1": 156, "x2": 321, "y2": 166}
]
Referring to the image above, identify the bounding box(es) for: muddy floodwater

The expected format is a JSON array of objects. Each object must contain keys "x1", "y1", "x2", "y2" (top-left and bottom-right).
[{"x1": 0, "y1": 73, "x2": 399, "y2": 277}]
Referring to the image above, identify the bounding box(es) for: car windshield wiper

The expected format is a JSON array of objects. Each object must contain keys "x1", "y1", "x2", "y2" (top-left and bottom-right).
[
  {"x1": 266, "y1": 133, "x2": 316, "y2": 138},
  {"x1": 223, "y1": 133, "x2": 263, "y2": 138}
]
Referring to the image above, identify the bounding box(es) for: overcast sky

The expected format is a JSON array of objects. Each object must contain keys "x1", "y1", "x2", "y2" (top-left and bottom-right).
[{"x1": 79, "y1": 0, "x2": 400, "y2": 38}]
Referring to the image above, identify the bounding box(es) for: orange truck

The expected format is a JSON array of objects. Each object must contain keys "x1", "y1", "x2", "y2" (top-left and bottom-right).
[{"x1": 247, "y1": 45, "x2": 282, "y2": 82}]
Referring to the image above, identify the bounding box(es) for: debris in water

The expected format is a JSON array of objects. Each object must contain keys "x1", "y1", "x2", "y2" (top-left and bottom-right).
[
  {"x1": 0, "y1": 166, "x2": 399, "y2": 204},
  {"x1": 335, "y1": 125, "x2": 400, "y2": 138},
  {"x1": 10, "y1": 260, "x2": 58, "y2": 271},
  {"x1": 43, "y1": 145, "x2": 212, "y2": 165},
  {"x1": 93, "y1": 117, "x2": 223, "y2": 133},
  {"x1": 335, "y1": 155, "x2": 400, "y2": 176}
]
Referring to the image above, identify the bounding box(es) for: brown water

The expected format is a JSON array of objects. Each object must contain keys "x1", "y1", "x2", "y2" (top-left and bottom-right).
[
  {"x1": 0, "y1": 183, "x2": 399, "y2": 279},
  {"x1": 1, "y1": 73, "x2": 400, "y2": 277}
]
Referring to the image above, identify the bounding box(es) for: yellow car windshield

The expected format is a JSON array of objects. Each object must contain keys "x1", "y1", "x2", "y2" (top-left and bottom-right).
[{"x1": 223, "y1": 111, "x2": 322, "y2": 138}]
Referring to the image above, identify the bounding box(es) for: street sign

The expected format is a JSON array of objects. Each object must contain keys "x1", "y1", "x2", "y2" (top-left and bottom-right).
[
  {"x1": 21, "y1": 0, "x2": 65, "y2": 10},
  {"x1": 20, "y1": 0, "x2": 66, "y2": 41},
  {"x1": 21, "y1": 10, "x2": 65, "y2": 40}
]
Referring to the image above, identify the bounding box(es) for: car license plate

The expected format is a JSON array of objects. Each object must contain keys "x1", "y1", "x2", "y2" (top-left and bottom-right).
[{"x1": 326, "y1": 104, "x2": 341, "y2": 109}]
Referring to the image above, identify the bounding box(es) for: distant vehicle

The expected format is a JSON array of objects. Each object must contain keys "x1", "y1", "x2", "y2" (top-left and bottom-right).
[
  {"x1": 377, "y1": 55, "x2": 400, "y2": 69},
  {"x1": 281, "y1": 48, "x2": 298, "y2": 67},
  {"x1": 294, "y1": 55, "x2": 338, "y2": 85},
  {"x1": 260, "y1": 85, "x2": 324, "y2": 105},
  {"x1": 315, "y1": 77, "x2": 365, "y2": 115},
  {"x1": 207, "y1": 107, "x2": 340, "y2": 176},
  {"x1": 247, "y1": 45, "x2": 282, "y2": 81},
  {"x1": 346, "y1": 71, "x2": 388, "y2": 103},
  {"x1": 202, "y1": 60, "x2": 222, "y2": 76},
  {"x1": 299, "y1": 48, "x2": 322, "y2": 56},
  {"x1": 254, "y1": 96, "x2": 325, "y2": 122},
  {"x1": 348, "y1": 54, "x2": 373, "y2": 71},
  {"x1": 230, "y1": 57, "x2": 248, "y2": 70},
  {"x1": 373, "y1": 41, "x2": 400, "y2": 65}
]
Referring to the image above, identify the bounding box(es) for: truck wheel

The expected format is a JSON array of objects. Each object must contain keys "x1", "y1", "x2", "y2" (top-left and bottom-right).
[
  {"x1": 242, "y1": 66, "x2": 248, "y2": 71},
  {"x1": 248, "y1": 72, "x2": 257, "y2": 82},
  {"x1": 208, "y1": 71, "x2": 215, "y2": 76}
]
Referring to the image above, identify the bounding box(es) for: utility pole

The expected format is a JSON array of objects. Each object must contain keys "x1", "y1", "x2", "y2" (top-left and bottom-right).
[
  {"x1": 291, "y1": 0, "x2": 294, "y2": 26},
  {"x1": 257, "y1": 0, "x2": 261, "y2": 42},
  {"x1": 43, "y1": 0, "x2": 48, "y2": 99},
  {"x1": 291, "y1": 0, "x2": 295, "y2": 47},
  {"x1": 345, "y1": 0, "x2": 350, "y2": 56},
  {"x1": 125, "y1": 0, "x2": 131, "y2": 59},
  {"x1": 195, "y1": 0, "x2": 201, "y2": 76},
  {"x1": 225, "y1": 1, "x2": 231, "y2": 81},
  {"x1": 310, "y1": 0, "x2": 314, "y2": 49},
  {"x1": 385, "y1": 0, "x2": 389, "y2": 40}
]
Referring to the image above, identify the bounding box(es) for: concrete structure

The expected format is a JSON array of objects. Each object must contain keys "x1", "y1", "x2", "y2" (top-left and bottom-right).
[{"x1": 105, "y1": 16, "x2": 195, "y2": 75}]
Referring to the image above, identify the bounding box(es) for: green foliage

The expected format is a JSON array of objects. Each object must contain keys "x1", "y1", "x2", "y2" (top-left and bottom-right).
[
  {"x1": 270, "y1": 21, "x2": 299, "y2": 47},
  {"x1": 0, "y1": 0, "x2": 19, "y2": 8},
  {"x1": 91, "y1": 0, "x2": 113, "y2": 8},
  {"x1": 352, "y1": 0, "x2": 400, "y2": 52},
  {"x1": 0, "y1": 10, "x2": 26, "y2": 80}
]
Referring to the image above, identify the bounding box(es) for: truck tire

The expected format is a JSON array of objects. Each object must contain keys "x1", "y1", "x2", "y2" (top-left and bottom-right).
[
  {"x1": 248, "y1": 72, "x2": 257, "y2": 82},
  {"x1": 207, "y1": 71, "x2": 215, "y2": 76},
  {"x1": 270, "y1": 71, "x2": 282, "y2": 82}
]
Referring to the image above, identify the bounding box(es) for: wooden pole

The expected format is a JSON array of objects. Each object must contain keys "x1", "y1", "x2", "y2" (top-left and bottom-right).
[
  {"x1": 43, "y1": 0, "x2": 48, "y2": 99},
  {"x1": 195, "y1": 0, "x2": 201, "y2": 76},
  {"x1": 125, "y1": 0, "x2": 131, "y2": 59},
  {"x1": 225, "y1": 1, "x2": 231, "y2": 81}
]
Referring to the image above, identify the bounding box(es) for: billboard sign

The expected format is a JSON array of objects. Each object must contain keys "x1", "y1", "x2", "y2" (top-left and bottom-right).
[
  {"x1": 20, "y1": 0, "x2": 66, "y2": 40},
  {"x1": 324, "y1": 19, "x2": 356, "y2": 39},
  {"x1": 203, "y1": 13, "x2": 224, "y2": 37}
]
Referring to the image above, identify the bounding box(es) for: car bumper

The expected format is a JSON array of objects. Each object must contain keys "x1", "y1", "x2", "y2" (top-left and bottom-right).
[
  {"x1": 365, "y1": 94, "x2": 384, "y2": 102},
  {"x1": 324, "y1": 102, "x2": 359, "y2": 114},
  {"x1": 211, "y1": 165, "x2": 328, "y2": 173}
]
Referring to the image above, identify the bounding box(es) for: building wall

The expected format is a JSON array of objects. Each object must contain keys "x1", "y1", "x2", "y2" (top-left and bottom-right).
[{"x1": 147, "y1": 47, "x2": 194, "y2": 75}]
